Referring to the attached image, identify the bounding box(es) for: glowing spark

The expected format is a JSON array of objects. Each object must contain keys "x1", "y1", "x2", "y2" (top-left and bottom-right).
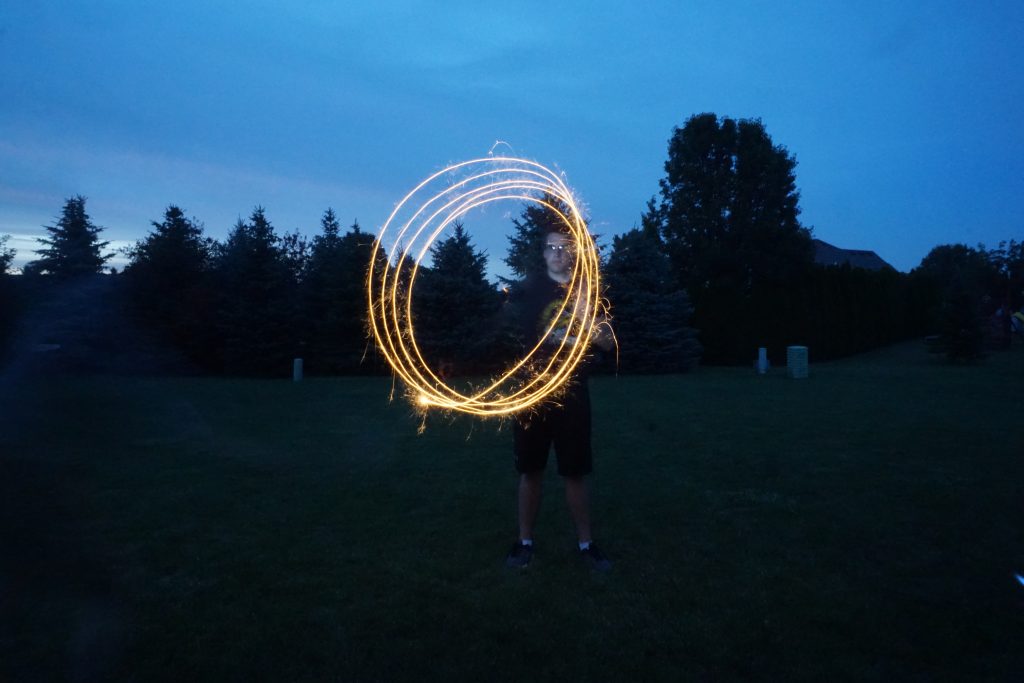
[
  {"x1": 367, "y1": 157, "x2": 605, "y2": 416},
  {"x1": 489, "y1": 140, "x2": 515, "y2": 156}
]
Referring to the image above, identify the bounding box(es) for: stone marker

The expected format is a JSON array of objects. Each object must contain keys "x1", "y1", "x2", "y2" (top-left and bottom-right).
[
  {"x1": 786, "y1": 346, "x2": 808, "y2": 379},
  {"x1": 756, "y1": 347, "x2": 769, "y2": 374}
]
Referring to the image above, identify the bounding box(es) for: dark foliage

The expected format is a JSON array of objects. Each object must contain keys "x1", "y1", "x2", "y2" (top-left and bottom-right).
[
  {"x1": 31, "y1": 196, "x2": 113, "y2": 277},
  {"x1": 652, "y1": 114, "x2": 813, "y2": 295},
  {"x1": 783, "y1": 265, "x2": 930, "y2": 362},
  {"x1": 0, "y1": 234, "x2": 14, "y2": 274},
  {"x1": 11, "y1": 144, "x2": 1019, "y2": 376},
  {"x1": 911, "y1": 243, "x2": 1005, "y2": 360},
  {"x1": 122, "y1": 206, "x2": 219, "y2": 367},
  {"x1": 215, "y1": 207, "x2": 298, "y2": 375},
  {"x1": 413, "y1": 222, "x2": 502, "y2": 375},
  {"x1": 504, "y1": 192, "x2": 578, "y2": 281},
  {"x1": 281, "y1": 229, "x2": 310, "y2": 285},
  {"x1": 302, "y1": 211, "x2": 385, "y2": 373},
  {"x1": 0, "y1": 272, "x2": 18, "y2": 365},
  {"x1": 647, "y1": 114, "x2": 930, "y2": 363},
  {"x1": 0, "y1": 236, "x2": 16, "y2": 359},
  {"x1": 988, "y1": 239, "x2": 1024, "y2": 310},
  {"x1": 604, "y1": 224, "x2": 701, "y2": 372}
]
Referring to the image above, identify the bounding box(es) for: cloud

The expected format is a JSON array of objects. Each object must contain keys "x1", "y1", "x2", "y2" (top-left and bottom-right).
[
  {"x1": 2, "y1": 233, "x2": 131, "y2": 272},
  {"x1": 0, "y1": 133, "x2": 397, "y2": 244}
]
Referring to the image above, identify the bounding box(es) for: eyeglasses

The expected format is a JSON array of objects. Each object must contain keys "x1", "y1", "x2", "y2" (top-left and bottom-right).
[{"x1": 544, "y1": 244, "x2": 574, "y2": 254}]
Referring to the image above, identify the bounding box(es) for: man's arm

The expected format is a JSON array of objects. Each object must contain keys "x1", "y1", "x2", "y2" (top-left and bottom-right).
[{"x1": 590, "y1": 314, "x2": 615, "y2": 352}]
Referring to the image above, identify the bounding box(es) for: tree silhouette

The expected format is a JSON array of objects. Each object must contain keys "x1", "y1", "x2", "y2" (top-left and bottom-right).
[
  {"x1": 0, "y1": 234, "x2": 14, "y2": 273},
  {"x1": 216, "y1": 207, "x2": 296, "y2": 375},
  {"x1": 650, "y1": 113, "x2": 812, "y2": 294},
  {"x1": 123, "y1": 205, "x2": 219, "y2": 364},
  {"x1": 646, "y1": 114, "x2": 814, "y2": 363},
  {"x1": 33, "y1": 196, "x2": 112, "y2": 277},
  {"x1": 504, "y1": 193, "x2": 578, "y2": 281},
  {"x1": 0, "y1": 235, "x2": 17, "y2": 358},
  {"x1": 604, "y1": 223, "x2": 701, "y2": 372},
  {"x1": 303, "y1": 211, "x2": 382, "y2": 373},
  {"x1": 414, "y1": 222, "x2": 501, "y2": 374},
  {"x1": 912, "y1": 243, "x2": 996, "y2": 361}
]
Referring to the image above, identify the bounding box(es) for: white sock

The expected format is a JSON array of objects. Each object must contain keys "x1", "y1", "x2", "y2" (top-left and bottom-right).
[
  {"x1": 520, "y1": 538, "x2": 533, "y2": 547},
  {"x1": 578, "y1": 540, "x2": 591, "y2": 551}
]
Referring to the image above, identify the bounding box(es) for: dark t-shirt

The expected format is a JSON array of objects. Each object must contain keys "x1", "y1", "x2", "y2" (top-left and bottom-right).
[
  {"x1": 507, "y1": 275, "x2": 595, "y2": 475},
  {"x1": 506, "y1": 274, "x2": 596, "y2": 385},
  {"x1": 510, "y1": 275, "x2": 568, "y2": 345}
]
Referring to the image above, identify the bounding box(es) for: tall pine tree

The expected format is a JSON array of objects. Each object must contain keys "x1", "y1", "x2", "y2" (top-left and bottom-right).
[
  {"x1": 34, "y1": 196, "x2": 112, "y2": 277},
  {"x1": 604, "y1": 223, "x2": 701, "y2": 372},
  {"x1": 122, "y1": 205, "x2": 219, "y2": 364},
  {"x1": 414, "y1": 222, "x2": 501, "y2": 375},
  {"x1": 303, "y1": 210, "x2": 382, "y2": 373},
  {"x1": 216, "y1": 207, "x2": 296, "y2": 375}
]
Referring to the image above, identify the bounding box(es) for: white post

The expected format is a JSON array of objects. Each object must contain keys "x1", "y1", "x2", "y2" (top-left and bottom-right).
[
  {"x1": 756, "y1": 347, "x2": 768, "y2": 374},
  {"x1": 293, "y1": 358, "x2": 303, "y2": 382}
]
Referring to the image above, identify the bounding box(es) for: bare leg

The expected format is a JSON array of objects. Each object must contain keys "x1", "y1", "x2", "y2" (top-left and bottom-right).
[
  {"x1": 564, "y1": 475, "x2": 591, "y2": 544},
  {"x1": 518, "y1": 471, "x2": 544, "y2": 541}
]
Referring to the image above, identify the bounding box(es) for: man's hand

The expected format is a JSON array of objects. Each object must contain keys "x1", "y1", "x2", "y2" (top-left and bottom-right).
[{"x1": 591, "y1": 314, "x2": 615, "y2": 352}]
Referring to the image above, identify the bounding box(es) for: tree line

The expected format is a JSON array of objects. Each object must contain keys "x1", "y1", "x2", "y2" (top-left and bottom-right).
[
  {"x1": 0, "y1": 194, "x2": 703, "y2": 376},
  {"x1": 3, "y1": 113, "x2": 1021, "y2": 372},
  {"x1": 642, "y1": 113, "x2": 1021, "y2": 363}
]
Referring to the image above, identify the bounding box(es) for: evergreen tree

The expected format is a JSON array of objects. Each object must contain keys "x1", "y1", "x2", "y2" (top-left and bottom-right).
[
  {"x1": 303, "y1": 211, "x2": 382, "y2": 373},
  {"x1": 504, "y1": 193, "x2": 578, "y2": 281},
  {"x1": 414, "y1": 222, "x2": 501, "y2": 374},
  {"x1": 0, "y1": 235, "x2": 17, "y2": 359},
  {"x1": 1, "y1": 234, "x2": 14, "y2": 273},
  {"x1": 33, "y1": 196, "x2": 113, "y2": 277},
  {"x1": 604, "y1": 223, "x2": 701, "y2": 372},
  {"x1": 303, "y1": 209, "x2": 344, "y2": 370},
  {"x1": 122, "y1": 205, "x2": 219, "y2": 364},
  {"x1": 216, "y1": 207, "x2": 296, "y2": 375}
]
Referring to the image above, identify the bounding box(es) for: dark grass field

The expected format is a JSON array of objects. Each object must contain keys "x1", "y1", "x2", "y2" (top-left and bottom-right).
[{"x1": 2, "y1": 342, "x2": 1023, "y2": 681}]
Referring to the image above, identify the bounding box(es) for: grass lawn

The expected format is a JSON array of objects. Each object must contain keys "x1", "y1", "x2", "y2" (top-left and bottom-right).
[{"x1": 2, "y1": 342, "x2": 1023, "y2": 681}]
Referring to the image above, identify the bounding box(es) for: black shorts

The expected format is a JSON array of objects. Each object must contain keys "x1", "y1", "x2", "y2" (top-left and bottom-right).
[{"x1": 513, "y1": 383, "x2": 592, "y2": 477}]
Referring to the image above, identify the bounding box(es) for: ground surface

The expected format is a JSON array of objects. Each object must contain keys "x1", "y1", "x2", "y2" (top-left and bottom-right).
[{"x1": 2, "y1": 340, "x2": 1023, "y2": 681}]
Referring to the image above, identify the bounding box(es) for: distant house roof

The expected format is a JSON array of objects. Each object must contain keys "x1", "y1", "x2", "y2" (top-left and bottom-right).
[{"x1": 813, "y1": 239, "x2": 893, "y2": 271}]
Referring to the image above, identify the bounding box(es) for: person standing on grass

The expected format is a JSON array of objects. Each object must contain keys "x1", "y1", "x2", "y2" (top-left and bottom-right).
[{"x1": 503, "y1": 224, "x2": 615, "y2": 572}]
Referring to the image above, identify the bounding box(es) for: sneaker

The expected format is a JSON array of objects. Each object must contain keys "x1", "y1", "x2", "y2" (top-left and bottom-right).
[
  {"x1": 579, "y1": 543, "x2": 612, "y2": 573},
  {"x1": 505, "y1": 541, "x2": 533, "y2": 568}
]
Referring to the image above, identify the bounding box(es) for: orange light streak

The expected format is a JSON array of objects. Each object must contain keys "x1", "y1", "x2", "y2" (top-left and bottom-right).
[{"x1": 367, "y1": 157, "x2": 604, "y2": 416}]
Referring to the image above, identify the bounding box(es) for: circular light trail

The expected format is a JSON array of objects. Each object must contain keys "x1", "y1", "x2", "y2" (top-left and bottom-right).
[{"x1": 367, "y1": 157, "x2": 604, "y2": 416}]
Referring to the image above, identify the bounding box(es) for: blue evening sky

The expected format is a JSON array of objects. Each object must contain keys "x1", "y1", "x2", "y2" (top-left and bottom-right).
[{"x1": 1, "y1": 1, "x2": 1021, "y2": 276}]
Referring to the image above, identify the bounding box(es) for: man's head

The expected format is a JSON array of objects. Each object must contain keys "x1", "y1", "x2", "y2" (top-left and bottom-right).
[{"x1": 543, "y1": 227, "x2": 574, "y2": 284}]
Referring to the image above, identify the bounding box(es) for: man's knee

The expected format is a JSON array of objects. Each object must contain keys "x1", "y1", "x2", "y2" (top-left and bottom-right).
[{"x1": 520, "y1": 470, "x2": 544, "y2": 486}]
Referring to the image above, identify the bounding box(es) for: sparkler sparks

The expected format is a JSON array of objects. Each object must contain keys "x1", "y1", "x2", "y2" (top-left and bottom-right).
[{"x1": 367, "y1": 157, "x2": 604, "y2": 416}]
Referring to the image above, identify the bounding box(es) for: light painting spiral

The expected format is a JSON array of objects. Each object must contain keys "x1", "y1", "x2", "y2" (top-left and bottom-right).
[{"x1": 367, "y1": 157, "x2": 603, "y2": 416}]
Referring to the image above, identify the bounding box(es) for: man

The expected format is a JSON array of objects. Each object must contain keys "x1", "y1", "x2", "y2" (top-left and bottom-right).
[{"x1": 504, "y1": 225, "x2": 615, "y2": 572}]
